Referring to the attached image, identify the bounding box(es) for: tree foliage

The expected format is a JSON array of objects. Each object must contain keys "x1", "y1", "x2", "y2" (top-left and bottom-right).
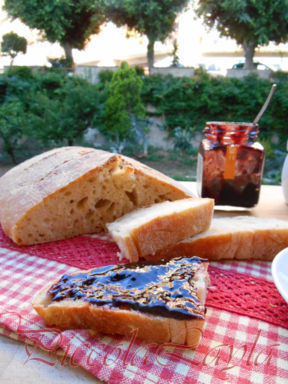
[
  {"x1": 1, "y1": 32, "x2": 27, "y2": 66},
  {"x1": 1, "y1": 67, "x2": 288, "y2": 168},
  {"x1": 26, "y1": 75, "x2": 104, "y2": 146},
  {"x1": 4, "y1": 0, "x2": 107, "y2": 66},
  {"x1": 104, "y1": 62, "x2": 146, "y2": 151},
  {"x1": 106, "y1": 0, "x2": 189, "y2": 71},
  {"x1": 141, "y1": 69, "x2": 287, "y2": 150},
  {"x1": 195, "y1": 0, "x2": 288, "y2": 69},
  {"x1": 0, "y1": 101, "x2": 30, "y2": 163}
]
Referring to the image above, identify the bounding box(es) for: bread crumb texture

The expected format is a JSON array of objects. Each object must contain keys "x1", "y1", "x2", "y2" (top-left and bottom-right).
[
  {"x1": 0, "y1": 147, "x2": 191, "y2": 245},
  {"x1": 107, "y1": 198, "x2": 214, "y2": 262}
]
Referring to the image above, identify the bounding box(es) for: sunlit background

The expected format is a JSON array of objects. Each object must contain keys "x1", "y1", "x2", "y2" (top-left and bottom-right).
[{"x1": 1, "y1": 0, "x2": 288, "y2": 73}]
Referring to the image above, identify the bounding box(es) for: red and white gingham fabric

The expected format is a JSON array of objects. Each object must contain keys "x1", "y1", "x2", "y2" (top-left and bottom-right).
[{"x1": 1, "y1": 233, "x2": 288, "y2": 384}]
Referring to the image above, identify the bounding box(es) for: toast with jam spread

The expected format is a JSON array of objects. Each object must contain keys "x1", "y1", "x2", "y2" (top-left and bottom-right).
[{"x1": 33, "y1": 257, "x2": 209, "y2": 346}]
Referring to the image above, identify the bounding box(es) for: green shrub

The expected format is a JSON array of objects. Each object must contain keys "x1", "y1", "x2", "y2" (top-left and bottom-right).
[
  {"x1": 0, "y1": 70, "x2": 106, "y2": 160},
  {"x1": 57, "y1": 77, "x2": 105, "y2": 145},
  {"x1": 5, "y1": 65, "x2": 33, "y2": 79},
  {"x1": 0, "y1": 101, "x2": 31, "y2": 163},
  {"x1": 104, "y1": 62, "x2": 146, "y2": 152},
  {"x1": 1, "y1": 67, "x2": 288, "y2": 173},
  {"x1": 97, "y1": 69, "x2": 114, "y2": 85},
  {"x1": 142, "y1": 72, "x2": 287, "y2": 151}
]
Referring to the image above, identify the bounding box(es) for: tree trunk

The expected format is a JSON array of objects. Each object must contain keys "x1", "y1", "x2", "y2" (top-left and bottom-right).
[
  {"x1": 242, "y1": 41, "x2": 256, "y2": 70},
  {"x1": 7, "y1": 146, "x2": 16, "y2": 164},
  {"x1": 10, "y1": 53, "x2": 16, "y2": 67},
  {"x1": 62, "y1": 42, "x2": 74, "y2": 71},
  {"x1": 147, "y1": 38, "x2": 155, "y2": 74}
]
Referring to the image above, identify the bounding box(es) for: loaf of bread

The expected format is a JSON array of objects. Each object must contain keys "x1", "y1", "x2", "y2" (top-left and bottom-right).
[
  {"x1": 143, "y1": 216, "x2": 288, "y2": 261},
  {"x1": 107, "y1": 197, "x2": 214, "y2": 262},
  {"x1": 33, "y1": 257, "x2": 209, "y2": 346},
  {"x1": 0, "y1": 147, "x2": 192, "y2": 245}
]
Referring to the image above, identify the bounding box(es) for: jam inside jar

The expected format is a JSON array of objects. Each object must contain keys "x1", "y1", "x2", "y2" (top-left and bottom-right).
[{"x1": 197, "y1": 122, "x2": 265, "y2": 208}]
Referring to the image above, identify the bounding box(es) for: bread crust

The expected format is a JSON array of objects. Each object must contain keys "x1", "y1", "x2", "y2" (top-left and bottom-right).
[
  {"x1": 33, "y1": 262, "x2": 208, "y2": 347},
  {"x1": 145, "y1": 216, "x2": 288, "y2": 261},
  {"x1": 0, "y1": 147, "x2": 192, "y2": 245}
]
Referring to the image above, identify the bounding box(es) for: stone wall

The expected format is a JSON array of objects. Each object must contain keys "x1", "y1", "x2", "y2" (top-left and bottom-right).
[
  {"x1": 150, "y1": 67, "x2": 195, "y2": 77},
  {"x1": 76, "y1": 65, "x2": 195, "y2": 82},
  {"x1": 226, "y1": 69, "x2": 273, "y2": 80},
  {"x1": 84, "y1": 115, "x2": 175, "y2": 151},
  {"x1": 76, "y1": 66, "x2": 119, "y2": 83}
]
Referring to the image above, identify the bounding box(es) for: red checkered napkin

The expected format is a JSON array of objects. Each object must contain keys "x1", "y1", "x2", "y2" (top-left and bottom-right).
[{"x1": 0, "y1": 246, "x2": 288, "y2": 384}]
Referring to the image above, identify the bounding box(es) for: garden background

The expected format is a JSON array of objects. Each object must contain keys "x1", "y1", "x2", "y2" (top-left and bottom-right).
[{"x1": 0, "y1": 63, "x2": 287, "y2": 184}]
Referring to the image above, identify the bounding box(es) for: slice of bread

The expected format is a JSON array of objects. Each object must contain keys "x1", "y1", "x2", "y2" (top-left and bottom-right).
[
  {"x1": 107, "y1": 198, "x2": 214, "y2": 262},
  {"x1": 0, "y1": 147, "x2": 192, "y2": 245},
  {"x1": 33, "y1": 257, "x2": 209, "y2": 346},
  {"x1": 144, "y1": 216, "x2": 288, "y2": 261}
]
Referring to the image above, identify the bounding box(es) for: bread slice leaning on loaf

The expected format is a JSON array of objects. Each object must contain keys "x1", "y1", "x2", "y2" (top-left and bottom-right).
[
  {"x1": 107, "y1": 197, "x2": 214, "y2": 262},
  {"x1": 143, "y1": 216, "x2": 288, "y2": 261},
  {"x1": 33, "y1": 257, "x2": 209, "y2": 346},
  {"x1": 0, "y1": 146, "x2": 192, "y2": 245}
]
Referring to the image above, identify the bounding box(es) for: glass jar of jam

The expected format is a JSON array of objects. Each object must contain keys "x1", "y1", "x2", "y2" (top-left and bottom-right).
[{"x1": 197, "y1": 121, "x2": 265, "y2": 207}]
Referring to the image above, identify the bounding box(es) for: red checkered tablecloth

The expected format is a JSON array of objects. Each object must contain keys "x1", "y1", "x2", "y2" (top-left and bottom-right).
[{"x1": 0, "y1": 231, "x2": 288, "y2": 384}]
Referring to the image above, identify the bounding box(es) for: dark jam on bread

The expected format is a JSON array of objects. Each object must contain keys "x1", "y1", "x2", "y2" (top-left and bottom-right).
[{"x1": 48, "y1": 257, "x2": 206, "y2": 320}]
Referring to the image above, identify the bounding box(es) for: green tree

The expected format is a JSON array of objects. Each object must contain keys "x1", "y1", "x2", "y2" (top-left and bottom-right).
[
  {"x1": 106, "y1": 0, "x2": 189, "y2": 71},
  {"x1": 104, "y1": 62, "x2": 146, "y2": 151},
  {"x1": 55, "y1": 77, "x2": 105, "y2": 145},
  {"x1": 27, "y1": 77, "x2": 103, "y2": 146},
  {"x1": 4, "y1": 0, "x2": 107, "y2": 67},
  {"x1": 0, "y1": 101, "x2": 29, "y2": 163},
  {"x1": 1, "y1": 32, "x2": 27, "y2": 66},
  {"x1": 195, "y1": 0, "x2": 288, "y2": 69}
]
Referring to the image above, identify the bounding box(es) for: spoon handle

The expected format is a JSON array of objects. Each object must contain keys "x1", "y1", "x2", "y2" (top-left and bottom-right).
[{"x1": 253, "y1": 84, "x2": 277, "y2": 125}]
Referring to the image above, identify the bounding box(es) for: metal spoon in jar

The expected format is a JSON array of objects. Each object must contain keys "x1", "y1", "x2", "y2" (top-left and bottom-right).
[{"x1": 253, "y1": 83, "x2": 277, "y2": 124}]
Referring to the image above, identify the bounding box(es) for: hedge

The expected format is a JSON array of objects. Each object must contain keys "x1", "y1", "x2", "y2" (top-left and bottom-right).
[{"x1": 0, "y1": 66, "x2": 287, "y2": 166}]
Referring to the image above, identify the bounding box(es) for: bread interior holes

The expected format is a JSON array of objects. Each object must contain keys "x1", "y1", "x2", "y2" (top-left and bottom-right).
[
  {"x1": 125, "y1": 189, "x2": 137, "y2": 205},
  {"x1": 77, "y1": 196, "x2": 88, "y2": 209},
  {"x1": 94, "y1": 199, "x2": 110, "y2": 209}
]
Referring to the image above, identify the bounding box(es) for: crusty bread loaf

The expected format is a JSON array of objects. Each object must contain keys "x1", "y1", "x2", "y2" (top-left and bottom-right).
[
  {"x1": 0, "y1": 147, "x2": 192, "y2": 245},
  {"x1": 143, "y1": 216, "x2": 288, "y2": 261},
  {"x1": 33, "y1": 257, "x2": 209, "y2": 346},
  {"x1": 107, "y1": 197, "x2": 214, "y2": 262}
]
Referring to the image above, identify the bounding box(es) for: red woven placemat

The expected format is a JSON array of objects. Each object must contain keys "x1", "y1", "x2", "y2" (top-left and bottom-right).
[
  {"x1": 0, "y1": 230, "x2": 122, "y2": 268},
  {"x1": 207, "y1": 267, "x2": 288, "y2": 328},
  {"x1": 0, "y1": 227, "x2": 287, "y2": 329}
]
